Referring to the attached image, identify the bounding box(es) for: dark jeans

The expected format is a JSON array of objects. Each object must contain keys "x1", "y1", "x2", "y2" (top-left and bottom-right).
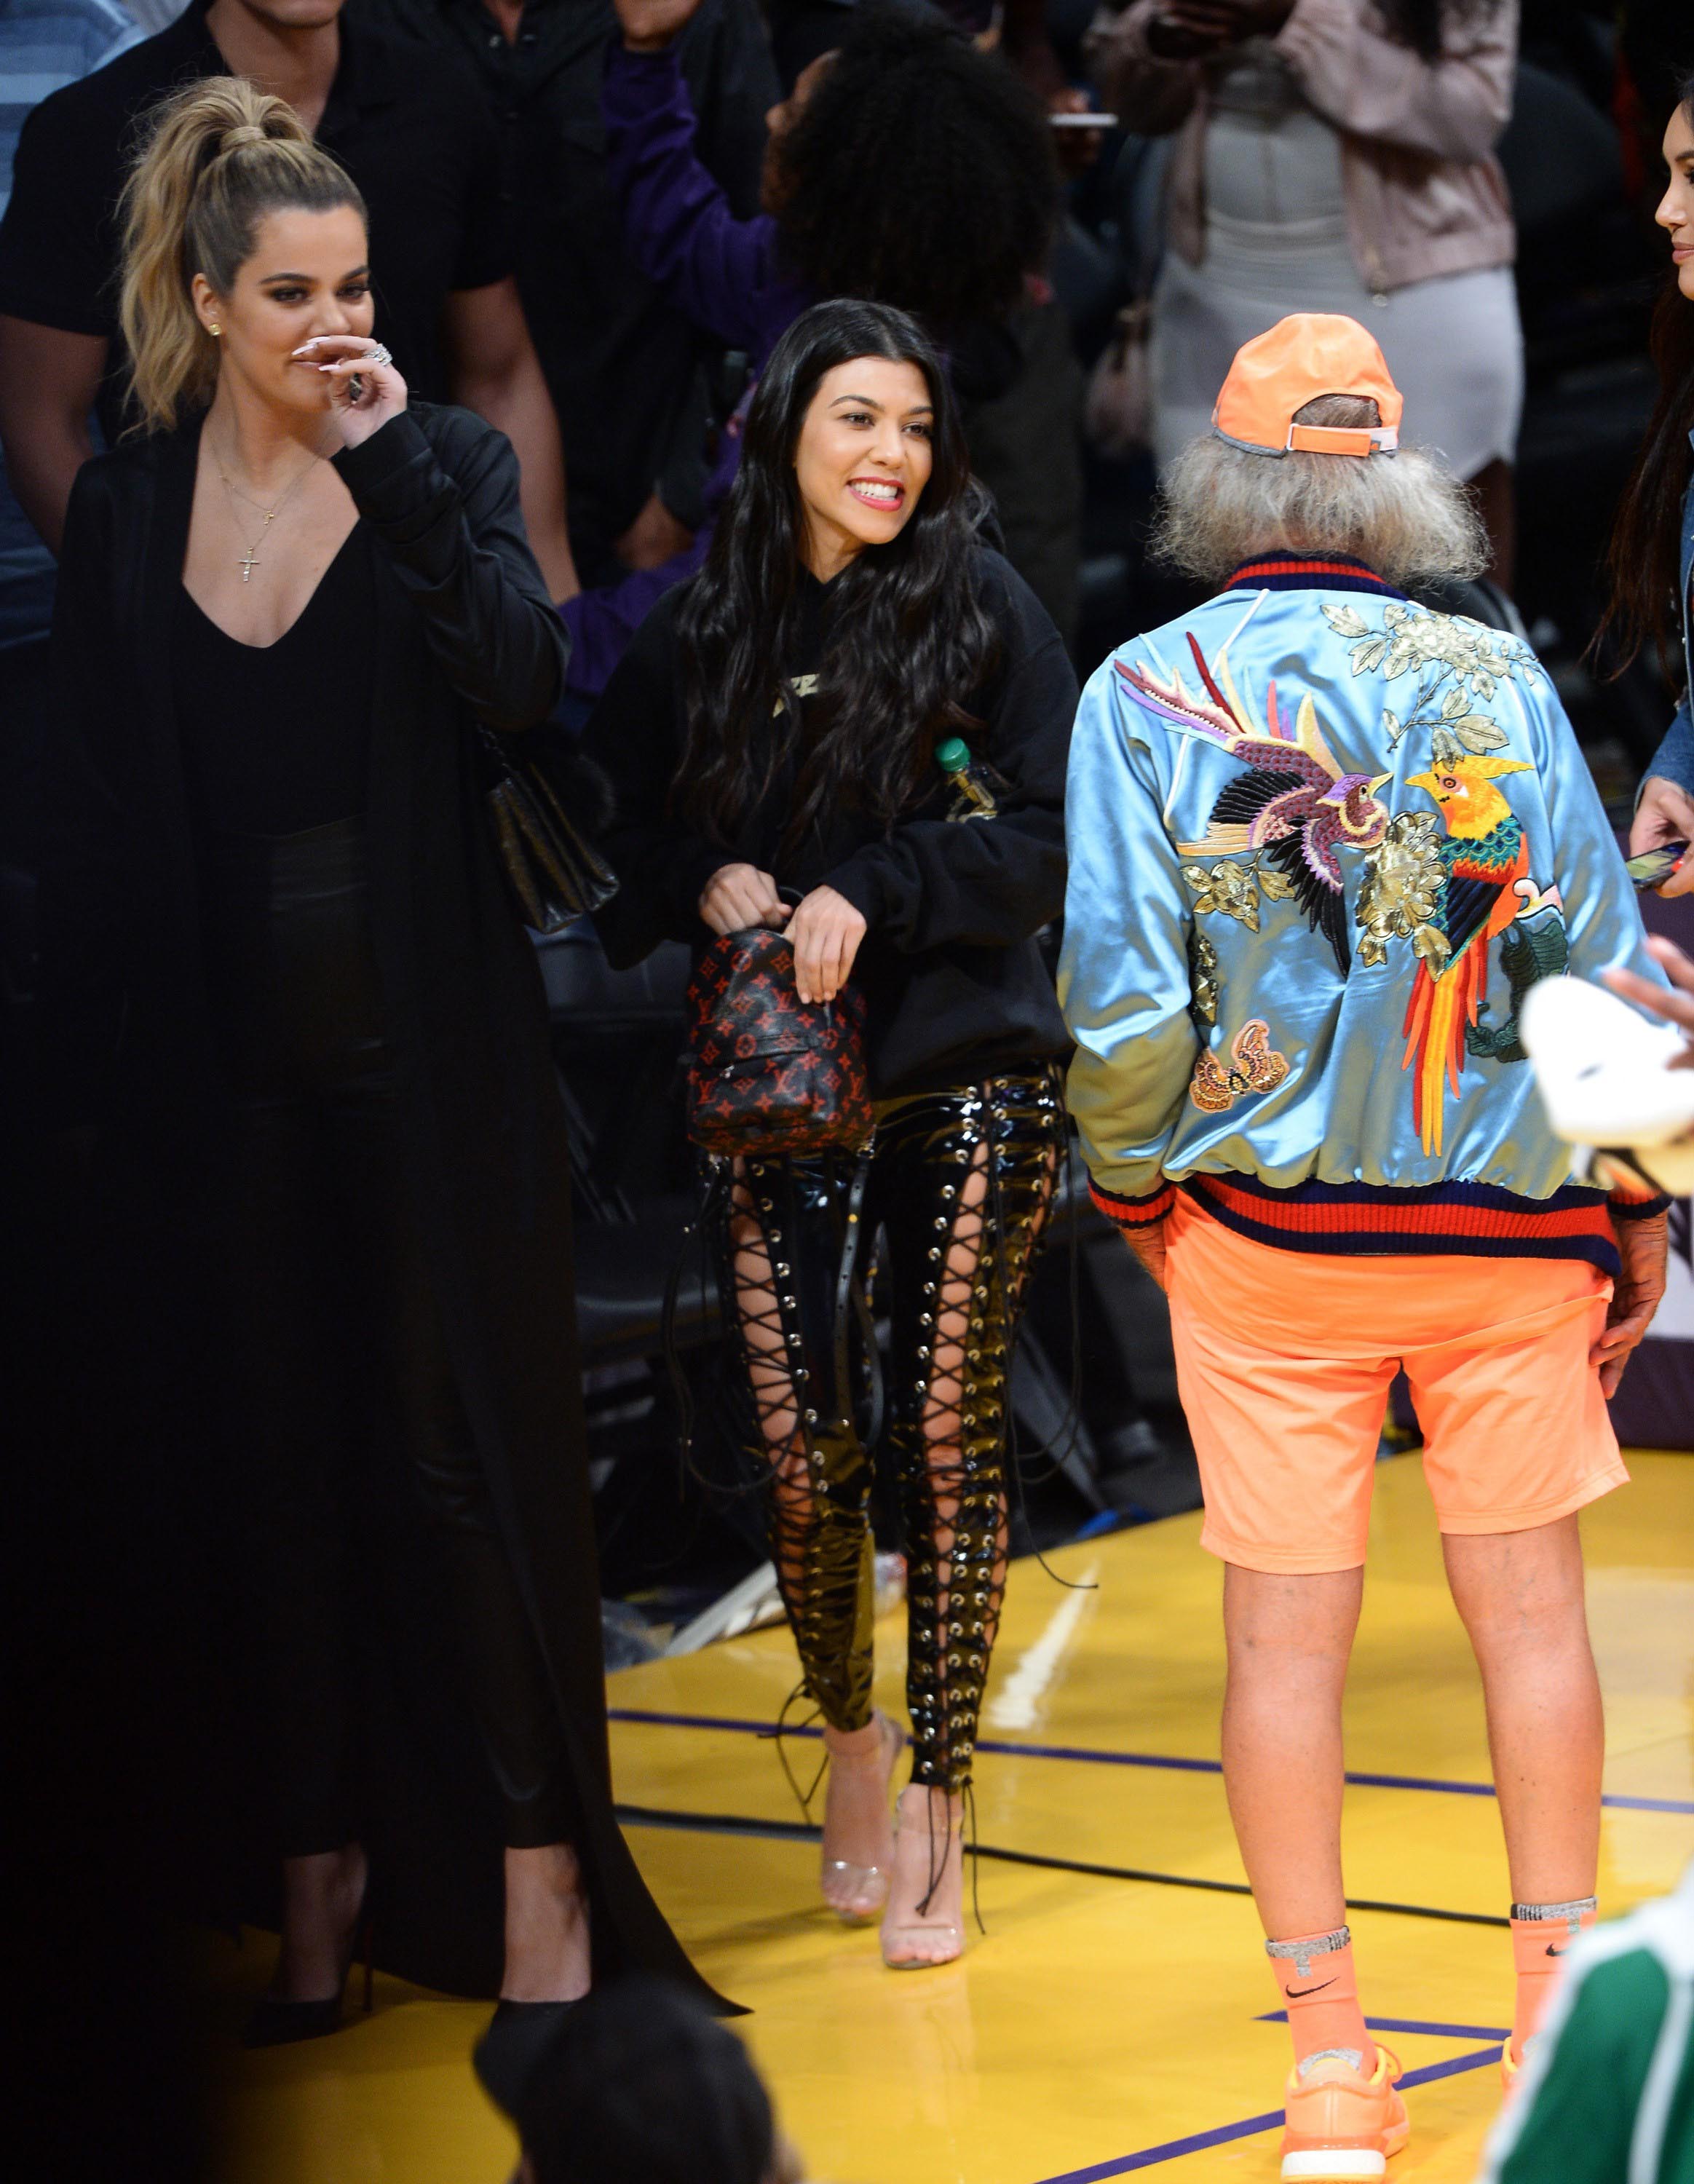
[{"x1": 210, "y1": 819, "x2": 571, "y2": 1855}]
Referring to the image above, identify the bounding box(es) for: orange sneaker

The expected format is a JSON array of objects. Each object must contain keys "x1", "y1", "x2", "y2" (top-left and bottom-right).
[{"x1": 1278, "y1": 2044, "x2": 1409, "y2": 2181}]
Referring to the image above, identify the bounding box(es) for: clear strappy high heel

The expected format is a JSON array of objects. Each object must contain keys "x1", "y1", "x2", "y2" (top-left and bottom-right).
[
  {"x1": 819, "y1": 1711, "x2": 903, "y2": 1922},
  {"x1": 880, "y1": 1782, "x2": 966, "y2": 1969}
]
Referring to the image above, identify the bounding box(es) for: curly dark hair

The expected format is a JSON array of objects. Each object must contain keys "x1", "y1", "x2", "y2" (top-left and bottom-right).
[
  {"x1": 674, "y1": 298, "x2": 1001, "y2": 855},
  {"x1": 771, "y1": 5, "x2": 1058, "y2": 337}
]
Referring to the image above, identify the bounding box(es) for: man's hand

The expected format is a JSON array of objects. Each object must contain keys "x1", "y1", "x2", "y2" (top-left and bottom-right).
[
  {"x1": 1120, "y1": 1220, "x2": 1169, "y2": 1291},
  {"x1": 699, "y1": 863, "x2": 788, "y2": 936},
  {"x1": 1628, "y1": 775, "x2": 1694, "y2": 898},
  {"x1": 612, "y1": 0, "x2": 703, "y2": 53},
  {"x1": 1594, "y1": 1211, "x2": 1669, "y2": 1398},
  {"x1": 614, "y1": 491, "x2": 695, "y2": 571},
  {"x1": 787, "y1": 886, "x2": 866, "y2": 1006}
]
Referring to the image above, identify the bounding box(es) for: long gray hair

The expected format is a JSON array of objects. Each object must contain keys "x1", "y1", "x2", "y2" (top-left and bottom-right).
[{"x1": 1151, "y1": 395, "x2": 1488, "y2": 590}]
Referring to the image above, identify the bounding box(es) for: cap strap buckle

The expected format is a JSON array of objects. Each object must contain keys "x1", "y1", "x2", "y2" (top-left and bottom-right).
[{"x1": 1284, "y1": 421, "x2": 1399, "y2": 457}]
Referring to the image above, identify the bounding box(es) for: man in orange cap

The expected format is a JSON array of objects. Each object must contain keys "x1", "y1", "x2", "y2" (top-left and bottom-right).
[{"x1": 1061, "y1": 314, "x2": 1669, "y2": 2179}]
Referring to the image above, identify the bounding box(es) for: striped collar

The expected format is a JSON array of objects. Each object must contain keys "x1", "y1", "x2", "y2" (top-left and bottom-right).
[{"x1": 1223, "y1": 552, "x2": 1406, "y2": 599}]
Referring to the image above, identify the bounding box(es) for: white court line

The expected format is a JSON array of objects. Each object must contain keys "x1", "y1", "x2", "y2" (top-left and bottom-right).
[{"x1": 986, "y1": 1564, "x2": 1100, "y2": 1732}]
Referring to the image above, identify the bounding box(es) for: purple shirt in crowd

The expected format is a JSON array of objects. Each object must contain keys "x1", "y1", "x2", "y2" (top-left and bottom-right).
[{"x1": 558, "y1": 40, "x2": 811, "y2": 697}]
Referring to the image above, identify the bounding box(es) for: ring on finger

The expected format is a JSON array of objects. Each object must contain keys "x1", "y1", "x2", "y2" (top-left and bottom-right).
[{"x1": 368, "y1": 343, "x2": 392, "y2": 368}]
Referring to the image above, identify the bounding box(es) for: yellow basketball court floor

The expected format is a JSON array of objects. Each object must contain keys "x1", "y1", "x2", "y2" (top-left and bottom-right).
[{"x1": 212, "y1": 1449, "x2": 1693, "y2": 2184}]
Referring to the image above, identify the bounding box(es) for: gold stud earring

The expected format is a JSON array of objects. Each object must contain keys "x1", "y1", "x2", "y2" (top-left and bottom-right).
[{"x1": 208, "y1": 323, "x2": 221, "y2": 337}]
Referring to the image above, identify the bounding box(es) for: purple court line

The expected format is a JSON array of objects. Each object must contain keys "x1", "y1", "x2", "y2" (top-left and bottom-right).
[
  {"x1": 1028, "y1": 2046, "x2": 1503, "y2": 2183},
  {"x1": 1259, "y1": 2012, "x2": 1509, "y2": 2041},
  {"x1": 606, "y1": 1706, "x2": 1694, "y2": 1816}
]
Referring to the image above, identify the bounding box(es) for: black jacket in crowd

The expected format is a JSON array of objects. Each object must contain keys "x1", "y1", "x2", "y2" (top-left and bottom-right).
[
  {"x1": 583, "y1": 546, "x2": 1079, "y2": 1096},
  {"x1": 0, "y1": 0, "x2": 509, "y2": 438},
  {"x1": 355, "y1": 0, "x2": 779, "y2": 571},
  {"x1": 34, "y1": 403, "x2": 717, "y2": 2005}
]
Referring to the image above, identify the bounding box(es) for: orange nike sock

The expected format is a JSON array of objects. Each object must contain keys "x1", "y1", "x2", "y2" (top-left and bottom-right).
[
  {"x1": 1267, "y1": 1927, "x2": 1374, "y2": 2073},
  {"x1": 1510, "y1": 1897, "x2": 1596, "y2": 2056}
]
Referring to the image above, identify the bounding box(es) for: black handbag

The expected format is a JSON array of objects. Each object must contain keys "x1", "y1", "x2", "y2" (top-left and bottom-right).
[{"x1": 478, "y1": 724, "x2": 619, "y2": 934}]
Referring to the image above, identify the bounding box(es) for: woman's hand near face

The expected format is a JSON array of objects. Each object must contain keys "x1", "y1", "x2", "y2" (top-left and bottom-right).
[
  {"x1": 788, "y1": 886, "x2": 866, "y2": 1006},
  {"x1": 613, "y1": 0, "x2": 704, "y2": 52},
  {"x1": 298, "y1": 335, "x2": 408, "y2": 450},
  {"x1": 699, "y1": 863, "x2": 788, "y2": 935},
  {"x1": 1628, "y1": 775, "x2": 1694, "y2": 897}
]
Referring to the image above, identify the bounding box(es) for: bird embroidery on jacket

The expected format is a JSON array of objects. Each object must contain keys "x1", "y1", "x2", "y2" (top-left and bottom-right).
[
  {"x1": 1400, "y1": 754, "x2": 1535, "y2": 1155},
  {"x1": 1119, "y1": 635, "x2": 1392, "y2": 973}
]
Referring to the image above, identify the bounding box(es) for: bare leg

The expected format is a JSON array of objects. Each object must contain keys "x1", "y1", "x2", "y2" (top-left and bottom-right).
[
  {"x1": 500, "y1": 1842, "x2": 593, "y2": 2003},
  {"x1": 1220, "y1": 1563, "x2": 1364, "y2": 1937},
  {"x1": 1441, "y1": 1516, "x2": 1602, "y2": 1904},
  {"x1": 272, "y1": 1841, "x2": 368, "y2": 2002}
]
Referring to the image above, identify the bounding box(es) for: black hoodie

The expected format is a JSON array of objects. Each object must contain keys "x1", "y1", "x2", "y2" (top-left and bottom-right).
[{"x1": 582, "y1": 546, "x2": 1077, "y2": 1098}]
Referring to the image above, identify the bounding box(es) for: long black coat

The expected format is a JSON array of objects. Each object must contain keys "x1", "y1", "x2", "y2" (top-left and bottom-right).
[{"x1": 35, "y1": 403, "x2": 718, "y2": 2004}]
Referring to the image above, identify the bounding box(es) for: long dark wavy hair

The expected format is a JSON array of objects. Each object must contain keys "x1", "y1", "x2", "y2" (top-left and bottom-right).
[
  {"x1": 1600, "y1": 71, "x2": 1694, "y2": 687},
  {"x1": 1378, "y1": 0, "x2": 1497, "y2": 61},
  {"x1": 674, "y1": 299, "x2": 1000, "y2": 854},
  {"x1": 771, "y1": 6, "x2": 1056, "y2": 338}
]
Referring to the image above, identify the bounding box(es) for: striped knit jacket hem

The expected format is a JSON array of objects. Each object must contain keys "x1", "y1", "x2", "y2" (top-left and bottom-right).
[{"x1": 1088, "y1": 1173, "x2": 1669, "y2": 1281}]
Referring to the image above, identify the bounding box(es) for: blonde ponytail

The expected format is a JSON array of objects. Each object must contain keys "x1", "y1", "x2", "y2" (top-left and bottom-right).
[{"x1": 117, "y1": 76, "x2": 366, "y2": 433}]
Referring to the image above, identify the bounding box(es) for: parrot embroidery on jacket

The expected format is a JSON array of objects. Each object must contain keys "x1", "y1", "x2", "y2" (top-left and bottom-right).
[
  {"x1": 1399, "y1": 754, "x2": 1538, "y2": 1156},
  {"x1": 1118, "y1": 636, "x2": 1393, "y2": 974}
]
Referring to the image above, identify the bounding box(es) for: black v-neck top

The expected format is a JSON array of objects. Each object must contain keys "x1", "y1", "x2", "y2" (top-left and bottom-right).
[{"x1": 173, "y1": 526, "x2": 376, "y2": 834}]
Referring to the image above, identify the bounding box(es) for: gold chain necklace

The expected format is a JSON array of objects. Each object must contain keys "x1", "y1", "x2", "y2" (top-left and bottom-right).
[{"x1": 211, "y1": 427, "x2": 333, "y2": 582}]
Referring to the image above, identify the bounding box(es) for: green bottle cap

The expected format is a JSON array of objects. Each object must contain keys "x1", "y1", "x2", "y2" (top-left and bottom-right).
[{"x1": 935, "y1": 737, "x2": 971, "y2": 773}]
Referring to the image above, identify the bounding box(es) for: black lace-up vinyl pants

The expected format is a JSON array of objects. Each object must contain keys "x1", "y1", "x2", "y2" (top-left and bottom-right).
[{"x1": 719, "y1": 1069, "x2": 1064, "y2": 1791}]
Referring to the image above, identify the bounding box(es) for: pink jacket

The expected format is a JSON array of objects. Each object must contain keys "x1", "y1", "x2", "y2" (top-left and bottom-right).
[{"x1": 1085, "y1": 0, "x2": 1517, "y2": 295}]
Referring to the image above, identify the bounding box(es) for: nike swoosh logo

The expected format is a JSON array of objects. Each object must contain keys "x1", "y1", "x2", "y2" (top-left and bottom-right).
[
  {"x1": 1545, "y1": 1944, "x2": 1568, "y2": 1958},
  {"x1": 1286, "y1": 1979, "x2": 1337, "y2": 1998}
]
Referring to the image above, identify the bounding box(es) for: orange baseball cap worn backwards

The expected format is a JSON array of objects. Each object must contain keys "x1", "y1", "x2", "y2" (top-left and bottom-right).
[{"x1": 1212, "y1": 312, "x2": 1404, "y2": 459}]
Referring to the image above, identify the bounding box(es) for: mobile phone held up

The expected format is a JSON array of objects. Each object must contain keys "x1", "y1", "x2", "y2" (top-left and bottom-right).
[
  {"x1": 1626, "y1": 841, "x2": 1689, "y2": 890},
  {"x1": 1050, "y1": 111, "x2": 1117, "y2": 128}
]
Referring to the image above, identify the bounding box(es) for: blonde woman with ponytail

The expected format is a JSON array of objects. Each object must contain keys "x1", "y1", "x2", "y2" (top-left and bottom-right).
[{"x1": 36, "y1": 77, "x2": 722, "y2": 2051}]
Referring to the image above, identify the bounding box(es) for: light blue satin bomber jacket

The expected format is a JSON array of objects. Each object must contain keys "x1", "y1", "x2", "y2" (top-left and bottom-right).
[{"x1": 1058, "y1": 555, "x2": 1669, "y2": 1275}]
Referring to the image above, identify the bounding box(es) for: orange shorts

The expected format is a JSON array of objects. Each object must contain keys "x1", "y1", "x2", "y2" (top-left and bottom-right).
[{"x1": 1163, "y1": 1192, "x2": 1628, "y2": 1574}]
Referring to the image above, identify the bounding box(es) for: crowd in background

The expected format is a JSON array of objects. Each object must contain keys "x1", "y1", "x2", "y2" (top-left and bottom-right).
[
  {"x1": 4, "y1": 4, "x2": 1694, "y2": 2182},
  {"x1": 0, "y1": 0, "x2": 1691, "y2": 1040}
]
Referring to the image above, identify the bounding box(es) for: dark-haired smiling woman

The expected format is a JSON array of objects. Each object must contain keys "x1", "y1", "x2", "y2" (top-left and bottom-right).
[
  {"x1": 35, "y1": 76, "x2": 716, "y2": 2036},
  {"x1": 586, "y1": 298, "x2": 1077, "y2": 1968}
]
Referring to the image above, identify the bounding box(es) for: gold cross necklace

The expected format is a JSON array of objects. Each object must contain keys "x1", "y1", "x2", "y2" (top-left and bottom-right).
[{"x1": 211, "y1": 426, "x2": 333, "y2": 582}]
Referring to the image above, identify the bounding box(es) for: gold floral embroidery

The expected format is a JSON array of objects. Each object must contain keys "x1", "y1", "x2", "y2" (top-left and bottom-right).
[
  {"x1": 1354, "y1": 811, "x2": 1450, "y2": 973},
  {"x1": 1319, "y1": 601, "x2": 1540, "y2": 759},
  {"x1": 1183, "y1": 860, "x2": 1260, "y2": 930}
]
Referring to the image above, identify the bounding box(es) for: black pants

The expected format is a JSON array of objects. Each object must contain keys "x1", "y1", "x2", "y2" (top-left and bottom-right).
[
  {"x1": 210, "y1": 820, "x2": 570, "y2": 1855},
  {"x1": 719, "y1": 1069, "x2": 1065, "y2": 1790}
]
